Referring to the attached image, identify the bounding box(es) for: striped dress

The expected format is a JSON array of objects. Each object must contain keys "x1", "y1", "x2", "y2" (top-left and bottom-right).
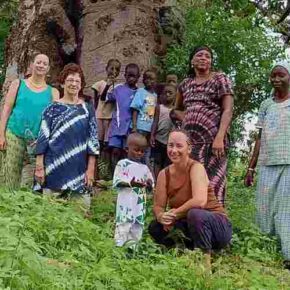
[
  {"x1": 35, "y1": 102, "x2": 99, "y2": 194},
  {"x1": 179, "y1": 73, "x2": 233, "y2": 204}
]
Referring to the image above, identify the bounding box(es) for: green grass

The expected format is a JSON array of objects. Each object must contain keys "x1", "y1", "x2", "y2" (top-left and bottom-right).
[{"x1": 0, "y1": 166, "x2": 289, "y2": 289}]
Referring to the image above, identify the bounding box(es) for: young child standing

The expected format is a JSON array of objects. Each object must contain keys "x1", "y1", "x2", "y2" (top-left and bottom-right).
[
  {"x1": 91, "y1": 59, "x2": 121, "y2": 151},
  {"x1": 107, "y1": 63, "x2": 140, "y2": 171},
  {"x1": 245, "y1": 61, "x2": 290, "y2": 269},
  {"x1": 130, "y1": 70, "x2": 157, "y2": 165},
  {"x1": 150, "y1": 84, "x2": 176, "y2": 178},
  {"x1": 166, "y1": 73, "x2": 178, "y2": 87},
  {"x1": 113, "y1": 133, "x2": 154, "y2": 247}
]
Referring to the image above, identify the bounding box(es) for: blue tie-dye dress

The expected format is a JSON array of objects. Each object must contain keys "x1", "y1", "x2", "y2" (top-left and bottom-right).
[{"x1": 35, "y1": 102, "x2": 99, "y2": 193}]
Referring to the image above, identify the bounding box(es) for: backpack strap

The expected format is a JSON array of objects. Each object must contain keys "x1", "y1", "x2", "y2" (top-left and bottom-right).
[{"x1": 12, "y1": 79, "x2": 22, "y2": 109}]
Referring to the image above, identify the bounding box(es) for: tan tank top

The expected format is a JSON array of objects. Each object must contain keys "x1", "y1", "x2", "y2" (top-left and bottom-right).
[{"x1": 165, "y1": 159, "x2": 226, "y2": 215}]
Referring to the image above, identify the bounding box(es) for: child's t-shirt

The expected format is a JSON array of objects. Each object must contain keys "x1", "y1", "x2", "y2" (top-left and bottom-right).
[
  {"x1": 130, "y1": 88, "x2": 157, "y2": 132},
  {"x1": 107, "y1": 84, "x2": 137, "y2": 136},
  {"x1": 113, "y1": 158, "x2": 154, "y2": 226},
  {"x1": 155, "y1": 104, "x2": 174, "y2": 145},
  {"x1": 91, "y1": 80, "x2": 114, "y2": 119}
]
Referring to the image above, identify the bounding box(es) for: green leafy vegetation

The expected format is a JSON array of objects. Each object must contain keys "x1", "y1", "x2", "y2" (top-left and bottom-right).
[
  {"x1": 0, "y1": 2, "x2": 289, "y2": 288},
  {"x1": 168, "y1": 1, "x2": 283, "y2": 119},
  {"x1": 0, "y1": 164, "x2": 289, "y2": 289},
  {"x1": 166, "y1": 1, "x2": 284, "y2": 146},
  {"x1": 0, "y1": 21, "x2": 8, "y2": 89},
  {"x1": 0, "y1": 0, "x2": 18, "y2": 89}
]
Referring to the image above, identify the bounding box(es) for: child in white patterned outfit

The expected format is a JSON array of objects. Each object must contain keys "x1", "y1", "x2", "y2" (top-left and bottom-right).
[{"x1": 113, "y1": 133, "x2": 154, "y2": 247}]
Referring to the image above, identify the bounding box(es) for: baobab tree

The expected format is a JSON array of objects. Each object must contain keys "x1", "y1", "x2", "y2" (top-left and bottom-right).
[{"x1": 3, "y1": 0, "x2": 179, "y2": 95}]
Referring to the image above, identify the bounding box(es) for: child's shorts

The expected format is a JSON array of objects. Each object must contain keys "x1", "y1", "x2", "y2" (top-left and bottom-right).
[{"x1": 109, "y1": 135, "x2": 128, "y2": 149}]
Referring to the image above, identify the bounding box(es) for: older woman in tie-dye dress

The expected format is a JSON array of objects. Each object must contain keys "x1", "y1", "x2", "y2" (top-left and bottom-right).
[
  {"x1": 172, "y1": 46, "x2": 233, "y2": 205},
  {"x1": 34, "y1": 64, "x2": 99, "y2": 208}
]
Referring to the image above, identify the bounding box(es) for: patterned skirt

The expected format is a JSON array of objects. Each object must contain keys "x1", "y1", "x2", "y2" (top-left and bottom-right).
[
  {"x1": 0, "y1": 131, "x2": 35, "y2": 190},
  {"x1": 191, "y1": 143, "x2": 227, "y2": 205}
]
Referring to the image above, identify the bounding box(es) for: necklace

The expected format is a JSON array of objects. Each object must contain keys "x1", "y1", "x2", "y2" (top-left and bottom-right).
[
  {"x1": 195, "y1": 72, "x2": 212, "y2": 84},
  {"x1": 28, "y1": 78, "x2": 46, "y2": 89}
]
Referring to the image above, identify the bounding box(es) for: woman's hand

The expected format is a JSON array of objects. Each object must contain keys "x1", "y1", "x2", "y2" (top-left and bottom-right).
[
  {"x1": 35, "y1": 166, "x2": 45, "y2": 185},
  {"x1": 212, "y1": 135, "x2": 225, "y2": 158},
  {"x1": 244, "y1": 169, "x2": 255, "y2": 187},
  {"x1": 85, "y1": 169, "x2": 95, "y2": 187},
  {"x1": 158, "y1": 211, "x2": 176, "y2": 226},
  {"x1": 0, "y1": 133, "x2": 7, "y2": 150},
  {"x1": 163, "y1": 208, "x2": 178, "y2": 232}
]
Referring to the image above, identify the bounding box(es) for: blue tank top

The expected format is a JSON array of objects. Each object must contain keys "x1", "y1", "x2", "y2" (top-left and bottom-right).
[{"x1": 7, "y1": 80, "x2": 53, "y2": 140}]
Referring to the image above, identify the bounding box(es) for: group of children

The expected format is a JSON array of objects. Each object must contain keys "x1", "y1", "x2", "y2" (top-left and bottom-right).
[
  {"x1": 91, "y1": 59, "x2": 178, "y2": 247},
  {"x1": 92, "y1": 59, "x2": 178, "y2": 178}
]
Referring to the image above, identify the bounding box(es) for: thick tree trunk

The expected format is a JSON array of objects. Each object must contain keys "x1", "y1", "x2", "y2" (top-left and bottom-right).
[{"x1": 3, "y1": 0, "x2": 178, "y2": 95}]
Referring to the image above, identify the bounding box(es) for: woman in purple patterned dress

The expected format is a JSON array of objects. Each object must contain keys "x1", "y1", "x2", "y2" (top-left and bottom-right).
[{"x1": 171, "y1": 46, "x2": 233, "y2": 205}]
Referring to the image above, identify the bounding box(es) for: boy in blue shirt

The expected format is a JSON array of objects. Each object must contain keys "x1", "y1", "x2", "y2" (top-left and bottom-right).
[
  {"x1": 130, "y1": 70, "x2": 157, "y2": 165},
  {"x1": 107, "y1": 63, "x2": 140, "y2": 171}
]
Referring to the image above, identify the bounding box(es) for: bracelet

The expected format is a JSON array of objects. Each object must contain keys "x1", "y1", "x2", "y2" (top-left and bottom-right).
[{"x1": 248, "y1": 168, "x2": 255, "y2": 172}]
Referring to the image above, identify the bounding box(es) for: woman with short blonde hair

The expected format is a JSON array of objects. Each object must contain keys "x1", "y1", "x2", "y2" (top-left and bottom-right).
[{"x1": 149, "y1": 129, "x2": 232, "y2": 267}]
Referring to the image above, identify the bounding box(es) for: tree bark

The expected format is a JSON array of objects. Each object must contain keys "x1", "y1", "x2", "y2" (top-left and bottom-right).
[{"x1": 3, "y1": 0, "x2": 178, "y2": 95}]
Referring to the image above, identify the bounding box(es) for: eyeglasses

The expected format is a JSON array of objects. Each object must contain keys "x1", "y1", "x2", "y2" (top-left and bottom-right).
[{"x1": 65, "y1": 78, "x2": 81, "y2": 84}]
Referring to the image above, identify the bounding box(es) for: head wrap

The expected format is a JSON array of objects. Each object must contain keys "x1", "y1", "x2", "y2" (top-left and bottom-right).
[
  {"x1": 191, "y1": 45, "x2": 213, "y2": 59},
  {"x1": 271, "y1": 60, "x2": 290, "y2": 75},
  {"x1": 270, "y1": 61, "x2": 290, "y2": 95},
  {"x1": 187, "y1": 45, "x2": 213, "y2": 77}
]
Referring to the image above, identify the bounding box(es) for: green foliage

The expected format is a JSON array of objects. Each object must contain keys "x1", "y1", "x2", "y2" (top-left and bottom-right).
[
  {"x1": 0, "y1": 0, "x2": 18, "y2": 90},
  {"x1": 0, "y1": 2, "x2": 289, "y2": 286},
  {"x1": 0, "y1": 165, "x2": 289, "y2": 289},
  {"x1": 0, "y1": 20, "x2": 8, "y2": 89},
  {"x1": 0, "y1": 0, "x2": 18, "y2": 21},
  {"x1": 166, "y1": 1, "x2": 284, "y2": 119}
]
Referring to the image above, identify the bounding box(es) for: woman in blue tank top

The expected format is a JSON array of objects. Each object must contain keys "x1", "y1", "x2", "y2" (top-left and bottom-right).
[{"x1": 0, "y1": 53, "x2": 59, "y2": 189}]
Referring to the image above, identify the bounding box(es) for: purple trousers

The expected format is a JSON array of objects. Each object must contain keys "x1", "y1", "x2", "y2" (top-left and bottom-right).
[{"x1": 149, "y1": 208, "x2": 232, "y2": 251}]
